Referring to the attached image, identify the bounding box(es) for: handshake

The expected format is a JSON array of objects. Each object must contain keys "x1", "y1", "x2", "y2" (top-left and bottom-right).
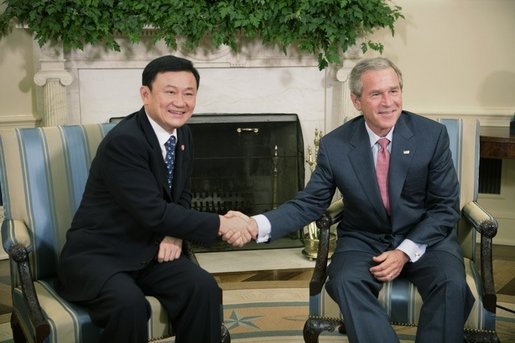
[{"x1": 218, "y1": 211, "x2": 258, "y2": 247}]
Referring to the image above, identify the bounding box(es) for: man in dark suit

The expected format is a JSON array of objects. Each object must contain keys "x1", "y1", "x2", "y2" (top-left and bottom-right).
[
  {"x1": 243, "y1": 57, "x2": 475, "y2": 342},
  {"x1": 57, "y1": 55, "x2": 250, "y2": 343}
]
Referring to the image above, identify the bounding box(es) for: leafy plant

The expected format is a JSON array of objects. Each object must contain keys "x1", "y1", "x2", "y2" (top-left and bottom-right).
[{"x1": 0, "y1": 0, "x2": 403, "y2": 70}]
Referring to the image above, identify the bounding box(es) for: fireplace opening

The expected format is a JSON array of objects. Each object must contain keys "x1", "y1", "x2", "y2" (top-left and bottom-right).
[{"x1": 188, "y1": 113, "x2": 305, "y2": 251}]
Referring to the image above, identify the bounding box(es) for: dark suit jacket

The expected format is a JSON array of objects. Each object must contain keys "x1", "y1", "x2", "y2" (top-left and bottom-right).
[
  {"x1": 57, "y1": 108, "x2": 219, "y2": 302},
  {"x1": 265, "y1": 111, "x2": 462, "y2": 259}
]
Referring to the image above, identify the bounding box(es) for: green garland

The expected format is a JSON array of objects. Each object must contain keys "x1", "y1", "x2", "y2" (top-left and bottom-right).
[{"x1": 0, "y1": 0, "x2": 403, "y2": 69}]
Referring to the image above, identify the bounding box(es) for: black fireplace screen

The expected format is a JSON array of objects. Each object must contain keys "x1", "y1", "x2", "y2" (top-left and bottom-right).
[{"x1": 188, "y1": 113, "x2": 305, "y2": 217}]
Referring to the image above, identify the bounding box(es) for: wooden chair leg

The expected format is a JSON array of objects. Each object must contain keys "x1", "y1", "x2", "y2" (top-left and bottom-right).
[
  {"x1": 464, "y1": 330, "x2": 500, "y2": 343},
  {"x1": 221, "y1": 324, "x2": 231, "y2": 343},
  {"x1": 338, "y1": 322, "x2": 346, "y2": 334},
  {"x1": 11, "y1": 312, "x2": 27, "y2": 343},
  {"x1": 303, "y1": 317, "x2": 342, "y2": 343}
]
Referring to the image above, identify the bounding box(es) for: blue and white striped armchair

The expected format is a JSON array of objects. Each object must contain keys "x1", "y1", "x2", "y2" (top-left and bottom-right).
[
  {"x1": 0, "y1": 124, "x2": 230, "y2": 343},
  {"x1": 303, "y1": 117, "x2": 499, "y2": 343}
]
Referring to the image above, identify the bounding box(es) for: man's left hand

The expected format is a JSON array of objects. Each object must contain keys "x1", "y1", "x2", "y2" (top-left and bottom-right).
[
  {"x1": 369, "y1": 249, "x2": 409, "y2": 282},
  {"x1": 157, "y1": 236, "x2": 182, "y2": 262}
]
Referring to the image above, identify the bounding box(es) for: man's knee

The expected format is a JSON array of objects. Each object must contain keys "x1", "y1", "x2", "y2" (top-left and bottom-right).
[
  {"x1": 109, "y1": 291, "x2": 151, "y2": 321},
  {"x1": 192, "y1": 269, "x2": 219, "y2": 296}
]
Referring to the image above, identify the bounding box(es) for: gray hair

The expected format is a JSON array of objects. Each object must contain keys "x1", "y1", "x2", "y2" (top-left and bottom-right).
[{"x1": 349, "y1": 57, "x2": 403, "y2": 97}]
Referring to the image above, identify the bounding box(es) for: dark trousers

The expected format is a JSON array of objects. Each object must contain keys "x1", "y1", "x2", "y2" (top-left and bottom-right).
[
  {"x1": 326, "y1": 249, "x2": 474, "y2": 343},
  {"x1": 81, "y1": 256, "x2": 222, "y2": 343}
]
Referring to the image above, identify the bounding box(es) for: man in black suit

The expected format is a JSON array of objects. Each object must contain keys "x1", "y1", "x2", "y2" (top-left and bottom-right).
[
  {"x1": 242, "y1": 57, "x2": 475, "y2": 342},
  {"x1": 57, "y1": 55, "x2": 250, "y2": 343}
]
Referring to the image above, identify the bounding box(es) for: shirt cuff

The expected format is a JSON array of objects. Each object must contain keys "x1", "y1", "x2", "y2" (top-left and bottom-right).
[
  {"x1": 252, "y1": 214, "x2": 271, "y2": 243},
  {"x1": 397, "y1": 239, "x2": 427, "y2": 263}
]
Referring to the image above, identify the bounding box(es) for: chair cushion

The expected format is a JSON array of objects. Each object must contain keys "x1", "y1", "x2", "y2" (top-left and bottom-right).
[
  {"x1": 12, "y1": 279, "x2": 173, "y2": 342},
  {"x1": 310, "y1": 258, "x2": 495, "y2": 331}
]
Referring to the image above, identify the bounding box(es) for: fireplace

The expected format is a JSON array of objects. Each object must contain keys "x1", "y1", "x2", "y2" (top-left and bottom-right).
[{"x1": 188, "y1": 113, "x2": 305, "y2": 251}]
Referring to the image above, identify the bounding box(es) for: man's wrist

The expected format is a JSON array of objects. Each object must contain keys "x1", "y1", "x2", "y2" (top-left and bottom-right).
[
  {"x1": 397, "y1": 239, "x2": 426, "y2": 263},
  {"x1": 252, "y1": 214, "x2": 271, "y2": 243}
]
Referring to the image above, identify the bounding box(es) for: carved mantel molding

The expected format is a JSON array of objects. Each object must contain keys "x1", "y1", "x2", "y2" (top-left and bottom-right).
[
  {"x1": 33, "y1": 41, "x2": 74, "y2": 126},
  {"x1": 32, "y1": 34, "x2": 362, "y2": 133}
]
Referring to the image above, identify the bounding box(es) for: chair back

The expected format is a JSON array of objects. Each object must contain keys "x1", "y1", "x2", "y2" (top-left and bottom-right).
[
  {"x1": 434, "y1": 117, "x2": 480, "y2": 260},
  {"x1": 0, "y1": 124, "x2": 115, "y2": 283}
]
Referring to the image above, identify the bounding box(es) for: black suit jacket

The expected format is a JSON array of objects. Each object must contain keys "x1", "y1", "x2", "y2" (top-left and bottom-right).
[
  {"x1": 57, "y1": 108, "x2": 219, "y2": 302},
  {"x1": 265, "y1": 111, "x2": 462, "y2": 260}
]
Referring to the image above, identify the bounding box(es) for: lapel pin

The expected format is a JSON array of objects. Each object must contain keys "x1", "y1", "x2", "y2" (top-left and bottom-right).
[
  {"x1": 180, "y1": 144, "x2": 185, "y2": 151},
  {"x1": 403, "y1": 150, "x2": 410, "y2": 155}
]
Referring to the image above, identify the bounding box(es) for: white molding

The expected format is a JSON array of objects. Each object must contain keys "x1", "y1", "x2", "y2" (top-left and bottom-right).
[
  {"x1": 416, "y1": 109, "x2": 513, "y2": 126},
  {"x1": 64, "y1": 38, "x2": 319, "y2": 70},
  {"x1": 34, "y1": 70, "x2": 73, "y2": 87},
  {"x1": 0, "y1": 114, "x2": 39, "y2": 128}
]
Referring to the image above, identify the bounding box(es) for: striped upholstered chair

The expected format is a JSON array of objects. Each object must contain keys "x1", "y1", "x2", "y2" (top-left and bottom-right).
[
  {"x1": 303, "y1": 117, "x2": 499, "y2": 342},
  {"x1": 0, "y1": 124, "x2": 230, "y2": 343}
]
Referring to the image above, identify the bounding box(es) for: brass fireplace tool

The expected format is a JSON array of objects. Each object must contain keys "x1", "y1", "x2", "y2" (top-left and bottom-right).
[
  {"x1": 272, "y1": 145, "x2": 278, "y2": 209},
  {"x1": 302, "y1": 128, "x2": 337, "y2": 260}
]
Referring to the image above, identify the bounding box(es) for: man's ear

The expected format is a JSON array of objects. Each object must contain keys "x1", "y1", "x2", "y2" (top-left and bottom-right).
[
  {"x1": 351, "y1": 94, "x2": 361, "y2": 111},
  {"x1": 140, "y1": 85, "x2": 150, "y2": 103}
]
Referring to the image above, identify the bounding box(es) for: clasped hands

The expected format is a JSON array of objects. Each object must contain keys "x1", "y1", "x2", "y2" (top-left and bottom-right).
[{"x1": 219, "y1": 210, "x2": 258, "y2": 247}]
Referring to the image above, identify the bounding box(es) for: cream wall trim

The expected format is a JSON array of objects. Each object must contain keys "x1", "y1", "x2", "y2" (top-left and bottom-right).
[
  {"x1": 0, "y1": 114, "x2": 38, "y2": 128},
  {"x1": 33, "y1": 70, "x2": 73, "y2": 87},
  {"x1": 416, "y1": 110, "x2": 513, "y2": 127}
]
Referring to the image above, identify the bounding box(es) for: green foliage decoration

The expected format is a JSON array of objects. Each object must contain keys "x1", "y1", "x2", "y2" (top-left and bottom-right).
[{"x1": 0, "y1": 0, "x2": 403, "y2": 70}]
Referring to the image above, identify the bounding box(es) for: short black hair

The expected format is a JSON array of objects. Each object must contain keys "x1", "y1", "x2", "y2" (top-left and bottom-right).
[{"x1": 142, "y1": 55, "x2": 200, "y2": 90}]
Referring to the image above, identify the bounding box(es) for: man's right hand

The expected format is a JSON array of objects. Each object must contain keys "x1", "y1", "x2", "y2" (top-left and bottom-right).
[{"x1": 218, "y1": 211, "x2": 257, "y2": 247}]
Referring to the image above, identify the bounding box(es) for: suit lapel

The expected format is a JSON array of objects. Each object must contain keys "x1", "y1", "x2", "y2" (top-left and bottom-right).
[
  {"x1": 389, "y1": 114, "x2": 416, "y2": 216},
  {"x1": 136, "y1": 109, "x2": 171, "y2": 198}
]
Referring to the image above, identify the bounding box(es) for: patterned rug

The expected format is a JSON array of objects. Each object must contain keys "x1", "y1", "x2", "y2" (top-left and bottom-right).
[
  {"x1": 222, "y1": 288, "x2": 515, "y2": 342},
  {"x1": 1, "y1": 288, "x2": 514, "y2": 342}
]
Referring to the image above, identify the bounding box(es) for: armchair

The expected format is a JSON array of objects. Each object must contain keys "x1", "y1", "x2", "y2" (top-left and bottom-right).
[
  {"x1": 0, "y1": 124, "x2": 230, "y2": 342},
  {"x1": 303, "y1": 118, "x2": 499, "y2": 342}
]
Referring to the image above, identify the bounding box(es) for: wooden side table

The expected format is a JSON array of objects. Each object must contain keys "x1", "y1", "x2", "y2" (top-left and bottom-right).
[
  {"x1": 479, "y1": 126, "x2": 514, "y2": 194},
  {"x1": 480, "y1": 126, "x2": 515, "y2": 159}
]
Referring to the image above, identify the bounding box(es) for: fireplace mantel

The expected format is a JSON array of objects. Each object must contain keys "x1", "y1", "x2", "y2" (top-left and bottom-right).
[{"x1": 32, "y1": 37, "x2": 360, "y2": 152}]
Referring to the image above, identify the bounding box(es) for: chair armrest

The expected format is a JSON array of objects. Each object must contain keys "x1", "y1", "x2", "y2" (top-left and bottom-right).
[
  {"x1": 2, "y1": 220, "x2": 50, "y2": 340},
  {"x1": 462, "y1": 201, "x2": 498, "y2": 313},
  {"x1": 323, "y1": 199, "x2": 345, "y2": 227},
  {"x1": 462, "y1": 201, "x2": 498, "y2": 239},
  {"x1": 2, "y1": 219, "x2": 33, "y2": 254},
  {"x1": 309, "y1": 200, "x2": 344, "y2": 296},
  {"x1": 9, "y1": 243, "x2": 50, "y2": 339}
]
